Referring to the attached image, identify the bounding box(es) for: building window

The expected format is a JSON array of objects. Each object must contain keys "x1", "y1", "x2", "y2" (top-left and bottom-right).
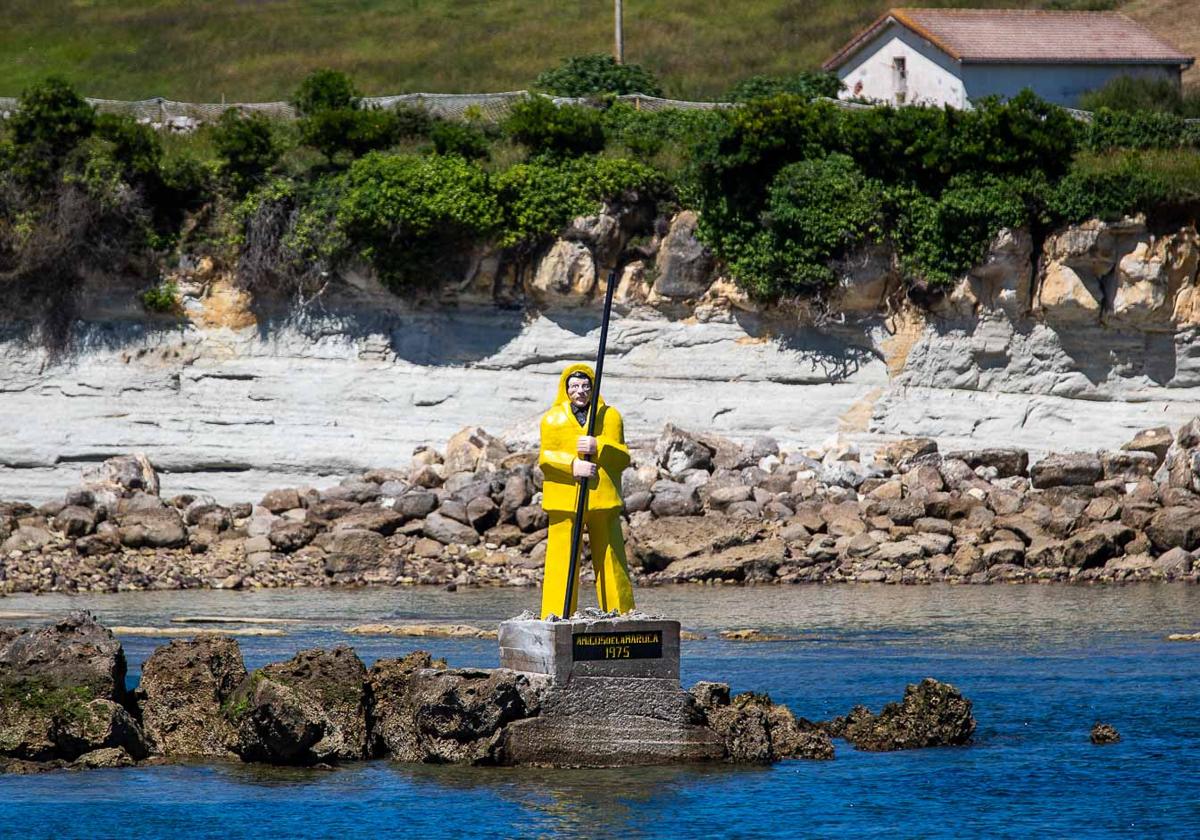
[{"x1": 892, "y1": 56, "x2": 907, "y2": 104}]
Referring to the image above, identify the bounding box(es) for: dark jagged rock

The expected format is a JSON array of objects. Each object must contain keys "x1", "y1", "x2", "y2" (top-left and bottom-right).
[
  {"x1": 370, "y1": 657, "x2": 543, "y2": 764},
  {"x1": 691, "y1": 684, "x2": 834, "y2": 762},
  {"x1": 230, "y1": 646, "x2": 369, "y2": 765},
  {"x1": 1090, "y1": 722, "x2": 1120, "y2": 744},
  {"x1": 832, "y1": 678, "x2": 975, "y2": 752},
  {"x1": 0, "y1": 612, "x2": 147, "y2": 762},
  {"x1": 138, "y1": 635, "x2": 247, "y2": 758}
]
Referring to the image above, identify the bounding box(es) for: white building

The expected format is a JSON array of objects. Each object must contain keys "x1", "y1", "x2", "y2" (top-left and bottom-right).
[{"x1": 822, "y1": 8, "x2": 1193, "y2": 109}]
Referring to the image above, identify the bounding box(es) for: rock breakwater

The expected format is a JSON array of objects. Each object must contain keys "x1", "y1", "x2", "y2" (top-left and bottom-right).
[
  {"x1": 0, "y1": 612, "x2": 973, "y2": 772},
  {"x1": 4, "y1": 415, "x2": 1200, "y2": 594}
]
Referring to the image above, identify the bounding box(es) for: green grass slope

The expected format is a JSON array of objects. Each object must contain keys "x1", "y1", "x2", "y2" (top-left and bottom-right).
[{"x1": 2, "y1": 0, "x2": 1085, "y2": 102}]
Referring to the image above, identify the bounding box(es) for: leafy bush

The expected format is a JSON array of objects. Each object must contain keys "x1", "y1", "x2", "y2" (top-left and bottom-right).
[
  {"x1": 890, "y1": 175, "x2": 1036, "y2": 285},
  {"x1": 336, "y1": 153, "x2": 500, "y2": 287},
  {"x1": 140, "y1": 281, "x2": 179, "y2": 313},
  {"x1": 601, "y1": 104, "x2": 725, "y2": 170},
  {"x1": 503, "y1": 96, "x2": 606, "y2": 158},
  {"x1": 94, "y1": 113, "x2": 162, "y2": 182},
  {"x1": 393, "y1": 104, "x2": 435, "y2": 138},
  {"x1": 292, "y1": 69, "x2": 361, "y2": 116},
  {"x1": 1079, "y1": 75, "x2": 1184, "y2": 114},
  {"x1": 1083, "y1": 108, "x2": 1200, "y2": 151},
  {"x1": 211, "y1": 109, "x2": 280, "y2": 192},
  {"x1": 431, "y1": 121, "x2": 490, "y2": 160},
  {"x1": 494, "y1": 156, "x2": 664, "y2": 248},
  {"x1": 535, "y1": 54, "x2": 663, "y2": 97},
  {"x1": 299, "y1": 106, "x2": 404, "y2": 162},
  {"x1": 6, "y1": 77, "x2": 96, "y2": 183},
  {"x1": 727, "y1": 73, "x2": 842, "y2": 102}
]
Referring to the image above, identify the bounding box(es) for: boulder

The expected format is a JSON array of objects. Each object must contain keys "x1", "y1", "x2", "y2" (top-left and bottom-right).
[
  {"x1": 138, "y1": 635, "x2": 247, "y2": 758},
  {"x1": 231, "y1": 646, "x2": 369, "y2": 765},
  {"x1": 2, "y1": 526, "x2": 53, "y2": 553},
  {"x1": 269, "y1": 520, "x2": 319, "y2": 552},
  {"x1": 369, "y1": 658, "x2": 543, "y2": 764},
  {"x1": 659, "y1": 540, "x2": 784, "y2": 583},
  {"x1": 649, "y1": 481, "x2": 702, "y2": 517},
  {"x1": 423, "y1": 512, "x2": 481, "y2": 546},
  {"x1": 1145, "y1": 506, "x2": 1200, "y2": 552},
  {"x1": 833, "y1": 678, "x2": 975, "y2": 751},
  {"x1": 1121, "y1": 426, "x2": 1173, "y2": 464},
  {"x1": 52, "y1": 506, "x2": 97, "y2": 538},
  {"x1": 322, "y1": 529, "x2": 388, "y2": 576},
  {"x1": 655, "y1": 425, "x2": 714, "y2": 476},
  {"x1": 444, "y1": 427, "x2": 508, "y2": 475},
  {"x1": 117, "y1": 508, "x2": 187, "y2": 549},
  {"x1": 1030, "y1": 453, "x2": 1103, "y2": 489},
  {"x1": 1062, "y1": 522, "x2": 1134, "y2": 569},
  {"x1": 1154, "y1": 547, "x2": 1194, "y2": 576},
  {"x1": 530, "y1": 239, "x2": 597, "y2": 305},
  {"x1": 1037, "y1": 262, "x2": 1103, "y2": 325},
  {"x1": 466, "y1": 497, "x2": 500, "y2": 532},
  {"x1": 946, "y1": 448, "x2": 1029, "y2": 479},
  {"x1": 80, "y1": 454, "x2": 159, "y2": 501},
  {"x1": 1090, "y1": 722, "x2": 1120, "y2": 745},
  {"x1": 0, "y1": 613, "x2": 145, "y2": 762},
  {"x1": 395, "y1": 490, "x2": 439, "y2": 521},
  {"x1": 332, "y1": 508, "x2": 406, "y2": 536},
  {"x1": 652, "y1": 211, "x2": 714, "y2": 299},
  {"x1": 694, "y1": 687, "x2": 833, "y2": 762},
  {"x1": 260, "y1": 488, "x2": 302, "y2": 514}
]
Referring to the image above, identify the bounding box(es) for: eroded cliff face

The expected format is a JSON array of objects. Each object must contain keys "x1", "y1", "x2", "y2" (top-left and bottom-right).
[{"x1": 2, "y1": 213, "x2": 1199, "y2": 502}]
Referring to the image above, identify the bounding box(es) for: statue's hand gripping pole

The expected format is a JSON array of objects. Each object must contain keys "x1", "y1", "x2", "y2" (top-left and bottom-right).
[{"x1": 563, "y1": 271, "x2": 618, "y2": 619}]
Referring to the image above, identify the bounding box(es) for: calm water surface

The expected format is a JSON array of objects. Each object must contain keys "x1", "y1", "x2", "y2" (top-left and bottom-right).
[{"x1": 1, "y1": 584, "x2": 1198, "y2": 839}]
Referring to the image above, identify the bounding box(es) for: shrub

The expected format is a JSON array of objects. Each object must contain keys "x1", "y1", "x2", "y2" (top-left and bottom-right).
[
  {"x1": 140, "y1": 281, "x2": 179, "y2": 313},
  {"x1": 393, "y1": 104, "x2": 435, "y2": 138},
  {"x1": 1079, "y1": 75, "x2": 1184, "y2": 114},
  {"x1": 431, "y1": 121, "x2": 490, "y2": 160},
  {"x1": 727, "y1": 73, "x2": 842, "y2": 102},
  {"x1": 495, "y1": 156, "x2": 664, "y2": 249},
  {"x1": 336, "y1": 153, "x2": 500, "y2": 287},
  {"x1": 292, "y1": 69, "x2": 360, "y2": 116},
  {"x1": 502, "y1": 96, "x2": 606, "y2": 158},
  {"x1": 1083, "y1": 108, "x2": 1200, "y2": 151},
  {"x1": 724, "y1": 154, "x2": 884, "y2": 297},
  {"x1": 94, "y1": 113, "x2": 162, "y2": 182},
  {"x1": 890, "y1": 174, "x2": 1036, "y2": 285},
  {"x1": 211, "y1": 109, "x2": 280, "y2": 192},
  {"x1": 535, "y1": 54, "x2": 663, "y2": 97},
  {"x1": 7, "y1": 77, "x2": 96, "y2": 183},
  {"x1": 299, "y1": 106, "x2": 403, "y2": 162}
]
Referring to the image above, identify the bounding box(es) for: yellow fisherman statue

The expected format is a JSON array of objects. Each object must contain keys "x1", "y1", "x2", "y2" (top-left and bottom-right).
[{"x1": 537, "y1": 363, "x2": 635, "y2": 619}]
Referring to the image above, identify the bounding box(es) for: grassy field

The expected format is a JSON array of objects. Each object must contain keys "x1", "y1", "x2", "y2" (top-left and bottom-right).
[{"x1": 0, "y1": 0, "x2": 1144, "y2": 102}]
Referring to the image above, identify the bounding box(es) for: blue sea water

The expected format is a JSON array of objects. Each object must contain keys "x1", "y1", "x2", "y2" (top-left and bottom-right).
[{"x1": 1, "y1": 584, "x2": 1198, "y2": 839}]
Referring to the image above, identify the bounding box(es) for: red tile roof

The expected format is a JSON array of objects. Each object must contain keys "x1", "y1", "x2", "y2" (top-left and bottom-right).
[{"x1": 823, "y1": 9, "x2": 1194, "y2": 70}]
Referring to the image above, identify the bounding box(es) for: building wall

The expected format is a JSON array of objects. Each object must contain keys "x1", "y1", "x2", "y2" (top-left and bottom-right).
[
  {"x1": 836, "y1": 20, "x2": 1184, "y2": 108},
  {"x1": 961, "y1": 63, "x2": 1180, "y2": 107},
  {"x1": 836, "y1": 23, "x2": 968, "y2": 108}
]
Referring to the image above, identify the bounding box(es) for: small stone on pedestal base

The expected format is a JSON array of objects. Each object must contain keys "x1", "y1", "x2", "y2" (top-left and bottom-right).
[{"x1": 497, "y1": 615, "x2": 722, "y2": 767}]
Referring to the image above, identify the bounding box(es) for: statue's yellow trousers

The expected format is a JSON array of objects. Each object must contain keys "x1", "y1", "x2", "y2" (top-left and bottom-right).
[{"x1": 539, "y1": 509, "x2": 635, "y2": 619}]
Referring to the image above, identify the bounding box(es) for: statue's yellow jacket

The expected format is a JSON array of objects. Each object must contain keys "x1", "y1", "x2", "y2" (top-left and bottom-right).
[{"x1": 538, "y1": 363, "x2": 630, "y2": 513}]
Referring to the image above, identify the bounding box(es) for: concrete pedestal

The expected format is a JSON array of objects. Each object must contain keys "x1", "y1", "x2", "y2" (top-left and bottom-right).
[{"x1": 497, "y1": 615, "x2": 722, "y2": 767}]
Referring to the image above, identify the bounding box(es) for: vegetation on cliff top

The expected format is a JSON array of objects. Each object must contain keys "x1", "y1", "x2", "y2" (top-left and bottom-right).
[{"x1": 3, "y1": 63, "x2": 1200, "y2": 334}]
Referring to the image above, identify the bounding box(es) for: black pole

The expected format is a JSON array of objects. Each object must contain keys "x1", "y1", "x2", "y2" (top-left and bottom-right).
[{"x1": 562, "y1": 270, "x2": 618, "y2": 618}]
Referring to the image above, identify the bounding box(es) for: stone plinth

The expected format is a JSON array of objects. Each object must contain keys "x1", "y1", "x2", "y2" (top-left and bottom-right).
[
  {"x1": 496, "y1": 616, "x2": 715, "y2": 767},
  {"x1": 498, "y1": 617, "x2": 680, "y2": 683}
]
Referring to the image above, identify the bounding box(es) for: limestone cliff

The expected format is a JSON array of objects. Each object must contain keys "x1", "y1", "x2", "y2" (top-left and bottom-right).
[{"x1": 3, "y1": 213, "x2": 1200, "y2": 502}]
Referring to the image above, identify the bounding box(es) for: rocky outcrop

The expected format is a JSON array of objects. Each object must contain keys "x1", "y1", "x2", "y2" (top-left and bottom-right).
[
  {"x1": 1090, "y1": 722, "x2": 1120, "y2": 745},
  {"x1": 4, "y1": 616, "x2": 965, "y2": 773},
  {"x1": 0, "y1": 612, "x2": 148, "y2": 763},
  {"x1": 229, "y1": 646, "x2": 369, "y2": 765},
  {"x1": 690, "y1": 684, "x2": 834, "y2": 762},
  {"x1": 8, "y1": 413, "x2": 1200, "y2": 594},
  {"x1": 370, "y1": 660, "x2": 545, "y2": 764},
  {"x1": 828, "y1": 678, "x2": 975, "y2": 752},
  {"x1": 138, "y1": 635, "x2": 247, "y2": 758}
]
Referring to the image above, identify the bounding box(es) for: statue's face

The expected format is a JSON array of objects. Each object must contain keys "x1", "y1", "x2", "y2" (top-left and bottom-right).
[{"x1": 566, "y1": 376, "x2": 592, "y2": 409}]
